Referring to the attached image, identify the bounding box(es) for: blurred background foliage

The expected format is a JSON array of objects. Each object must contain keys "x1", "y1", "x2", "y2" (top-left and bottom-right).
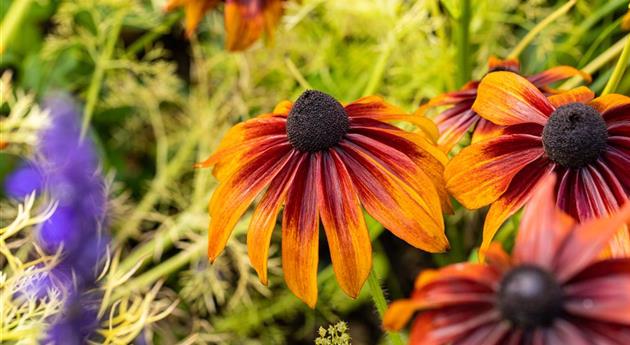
[{"x1": 1, "y1": 0, "x2": 629, "y2": 344}]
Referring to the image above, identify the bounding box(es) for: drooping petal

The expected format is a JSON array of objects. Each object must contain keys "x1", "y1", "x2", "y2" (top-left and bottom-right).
[
  {"x1": 589, "y1": 94, "x2": 630, "y2": 118},
  {"x1": 409, "y1": 306, "x2": 502, "y2": 345},
  {"x1": 473, "y1": 72, "x2": 554, "y2": 126},
  {"x1": 546, "y1": 320, "x2": 593, "y2": 345},
  {"x1": 547, "y1": 87, "x2": 594, "y2": 108},
  {"x1": 471, "y1": 118, "x2": 504, "y2": 145},
  {"x1": 602, "y1": 147, "x2": 630, "y2": 192},
  {"x1": 481, "y1": 157, "x2": 555, "y2": 255},
  {"x1": 345, "y1": 96, "x2": 439, "y2": 141},
  {"x1": 282, "y1": 153, "x2": 321, "y2": 308},
  {"x1": 444, "y1": 135, "x2": 545, "y2": 210},
  {"x1": 207, "y1": 144, "x2": 295, "y2": 261},
  {"x1": 554, "y1": 202, "x2": 630, "y2": 282},
  {"x1": 247, "y1": 152, "x2": 306, "y2": 285},
  {"x1": 165, "y1": 0, "x2": 220, "y2": 37},
  {"x1": 337, "y1": 145, "x2": 448, "y2": 253},
  {"x1": 349, "y1": 121, "x2": 451, "y2": 212},
  {"x1": 224, "y1": 0, "x2": 283, "y2": 51},
  {"x1": 435, "y1": 107, "x2": 478, "y2": 152},
  {"x1": 527, "y1": 66, "x2": 592, "y2": 87},
  {"x1": 513, "y1": 174, "x2": 575, "y2": 268},
  {"x1": 317, "y1": 150, "x2": 372, "y2": 298},
  {"x1": 451, "y1": 322, "x2": 511, "y2": 345},
  {"x1": 344, "y1": 133, "x2": 443, "y2": 218}
]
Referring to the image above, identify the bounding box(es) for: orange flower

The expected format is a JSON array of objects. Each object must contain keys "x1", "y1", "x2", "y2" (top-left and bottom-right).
[
  {"x1": 384, "y1": 174, "x2": 630, "y2": 345},
  {"x1": 419, "y1": 57, "x2": 591, "y2": 152},
  {"x1": 445, "y1": 72, "x2": 630, "y2": 256},
  {"x1": 165, "y1": 0, "x2": 284, "y2": 51},
  {"x1": 197, "y1": 90, "x2": 449, "y2": 307}
]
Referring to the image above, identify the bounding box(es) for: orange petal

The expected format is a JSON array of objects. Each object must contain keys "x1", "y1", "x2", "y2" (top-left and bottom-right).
[
  {"x1": 338, "y1": 144, "x2": 448, "y2": 253},
  {"x1": 488, "y1": 56, "x2": 520, "y2": 71},
  {"x1": 547, "y1": 87, "x2": 594, "y2": 108},
  {"x1": 555, "y1": 201, "x2": 630, "y2": 282},
  {"x1": 224, "y1": 0, "x2": 283, "y2": 51},
  {"x1": 484, "y1": 243, "x2": 512, "y2": 273},
  {"x1": 480, "y1": 157, "x2": 555, "y2": 257},
  {"x1": 445, "y1": 135, "x2": 544, "y2": 210},
  {"x1": 383, "y1": 299, "x2": 425, "y2": 331},
  {"x1": 346, "y1": 96, "x2": 439, "y2": 142},
  {"x1": 435, "y1": 106, "x2": 477, "y2": 153},
  {"x1": 207, "y1": 145, "x2": 294, "y2": 261},
  {"x1": 473, "y1": 72, "x2": 554, "y2": 126},
  {"x1": 317, "y1": 151, "x2": 372, "y2": 298},
  {"x1": 165, "y1": 0, "x2": 219, "y2": 37},
  {"x1": 247, "y1": 152, "x2": 306, "y2": 285},
  {"x1": 513, "y1": 173, "x2": 575, "y2": 269},
  {"x1": 349, "y1": 123, "x2": 451, "y2": 212},
  {"x1": 528, "y1": 66, "x2": 592, "y2": 87},
  {"x1": 471, "y1": 118, "x2": 504, "y2": 144},
  {"x1": 282, "y1": 153, "x2": 320, "y2": 308},
  {"x1": 589, "y1": 94, "x2": 630, "y2": 113}
]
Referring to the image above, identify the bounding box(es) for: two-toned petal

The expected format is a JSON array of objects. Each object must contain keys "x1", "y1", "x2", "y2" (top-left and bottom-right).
[{"x1": 224, "y1": 0, "x2": 283, "y2": 51}]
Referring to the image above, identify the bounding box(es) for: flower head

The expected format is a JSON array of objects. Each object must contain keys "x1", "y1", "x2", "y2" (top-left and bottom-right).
[
  {"x1": 420, "y1": 57, "x2": 590, "y2": 152},
  {"x1": 445, "y1": 72, "x2": 630, "y2": 256},
  {"x1": 384, "y1": 174, "x2": 630, "y2": 344},
  {"x1": 198, "y1": 90, "x2": 450, "y2": 307},
  {"x1": 165, "y1": 0, "x2": 284, "y2": 51}
]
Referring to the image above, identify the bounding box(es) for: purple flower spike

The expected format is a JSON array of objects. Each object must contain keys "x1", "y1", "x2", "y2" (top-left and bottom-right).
[{"x1": 5, "y1": 94, "x2": 110, "y2": 344}]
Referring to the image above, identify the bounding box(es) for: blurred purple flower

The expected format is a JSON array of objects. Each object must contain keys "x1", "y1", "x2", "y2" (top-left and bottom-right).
[{"x1": 3, "y1": 95, "x2": 109, "y2": 344}]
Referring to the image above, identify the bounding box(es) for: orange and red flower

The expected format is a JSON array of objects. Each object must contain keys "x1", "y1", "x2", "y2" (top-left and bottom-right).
[
  {"x1": 165, "y1": 0, "x2": 284, "y2": 51},
  {"x1": 419, "y1": 57, "x2": 591, "y2": 152},
  {"x1": 445, "y1": 72, "x2": 630, "y2": 256},
  {"x1": 197, "y1": 90, "x2": 450, "y2": 307},
  {"x1": 384, "y1": 174, "x2": 630, "y2": 345}
]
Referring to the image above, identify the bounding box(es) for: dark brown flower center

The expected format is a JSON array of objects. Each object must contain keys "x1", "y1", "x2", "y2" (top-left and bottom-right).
[
  {"x1": 286, "y1": 90, "x2": 349, "y2": 152},
  {"x1": 542, "y1": 102, "x2": 608, "y2": 168},
  {"x1": 498, "y1": 265, "x2": 564, "y2": 328}
]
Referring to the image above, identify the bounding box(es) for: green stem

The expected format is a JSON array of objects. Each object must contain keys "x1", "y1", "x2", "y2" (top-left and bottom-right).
[
  {"x1": 363, "y1": 34, "x2": 396, "y2": 96},
  {"x1": 0, "y1": 0, "x2": 35, "y2": 54},
  {"x1": 560, "y1": 35, "x2": 629, "y2": 90},
  {"x1": 367, "y1": 269, "x2": 405, "y2": 345},
  {"x1": 602, "y1": 33, "x2": 630, "y2": 95},
  {"x1": 81, "y1": 10, "x2": 126, "y2": 139},
  {"x1": 507, "y1": 0, "x2": 576, "y2": 59},
  {"x1": 456, "y1": 0, "x2": 471, "y2": 87}
]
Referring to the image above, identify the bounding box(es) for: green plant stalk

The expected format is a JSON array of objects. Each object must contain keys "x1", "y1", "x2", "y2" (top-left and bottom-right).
[
  {"x1": 602, "y1": 33, "x2": 630, "y2": 95},
  {"x1": 561, "y1": 0, "x2": 627, "y2": 51},
  {"x1": 507, "y1": 0, "x2": 576, "y2": 59},
  {"x1": 456, "y1": 0, "x2": 471, "y2": 87},
  {"x1": 367, "y1": 269, "x2": 404, "y2": 345},
  {"x1": 125, "y1": 12, "x2": 183, "y2": 57},
  {"x1": 0, "y1": 0, "x2": 35, "y2": 54},
  {"x1": 81, "y1": 10, "x2": 126, "y2": 139},
  {"x1": 561, "y1": 35, "x2": 629, "y2": 90},
  {"x1": 363, "y1": 34, "x2": 396, "y2": 96}
]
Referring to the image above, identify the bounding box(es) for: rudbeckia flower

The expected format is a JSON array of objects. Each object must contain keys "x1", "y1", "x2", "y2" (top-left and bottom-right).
[
  {"x1": 384, "y1": 174, "x2": 630, "y2": 345},
  {"x1": 445, "y1": 72, "x2": 630, "y2": 256},
  {"x1": 420, "y1": 57, "x2": 590, "y2": 152},
  {"x1": 165, "y1": 0, "x2": 284, "y2": 51},
  {"x1": 197, "y1": 90, "x2": 450, "y2": 307}
]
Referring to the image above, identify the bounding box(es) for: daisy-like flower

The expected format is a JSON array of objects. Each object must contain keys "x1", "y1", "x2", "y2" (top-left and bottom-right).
[
  {"x1": 419, "y1": 57, "x2": 590, "y2": 152},
  {"x1": 197, "y1": 90, "x2": 450, "y2": 307},
  {"x1": 445, "y1": 72, "x2": 630, "y2": 256},
  {"x1": 384, "y1": 174, "x2": 630, "y2": 345},
  {"x1": 165, "y1": 0, "x2": 284, "y2": 51}
]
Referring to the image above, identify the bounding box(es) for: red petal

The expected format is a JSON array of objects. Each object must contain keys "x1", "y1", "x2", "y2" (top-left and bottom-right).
[
  {"x1": 554, "y1": 202, "x2": 630, "y2": 282},
  {"x1": 247, "y1": 152, "x2": 306, "y2": 285},
  {"x1": 471, "y1": 118, "x2": 504, "y2": 145},
  {"x1": 480, "y1": 157, "x2": 555, "y2": 256},
  {"x1": 409, "y1": 306, "x2": 501, "y2": 345},
  {"x1": 317, "y1": 150, "x2": 372, "y2": 298},
  {"x1": 207, "y1": 144, "x2": 295, "y2": 261},
  {"x1": 282, "y1": 153, "x2": 321, "y2": 308},
  {"x1": 445, "y1": 135, "x2": 545, "y2": 210},
  {"x1": 602, "y1": 147, "x2": 630, "y2": 192},
  {"x1": 527, "y1": 66, "x2": 592, "y2": 86},
  {"x1": 473, "y1": 72, "x2": 554, "y2": 126},
  {"x1": 513, "y1": 174, "x2": 575, "y2": 269}
]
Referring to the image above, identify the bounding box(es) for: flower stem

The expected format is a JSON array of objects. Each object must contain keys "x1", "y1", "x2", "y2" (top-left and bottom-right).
[
  {"x1": 507, "y1": 0, "x2": 576, "y2": 59},
  {"x1": 602, "y1": 33, "x2": 630, "y2": 95},
  {"x1": 561, "y1": 35, "x2": 629, "y2": 90},
  {"x1": 81, "y1": 10, "x2": 126, "y2": 139},
  {"x1": 0, "y1": 0, "x2": 35, "y2": 54},
  {"x1": 367, "y1": 269, "x2": 405, "y2": 345},
  {"x1": 455, "y1": 0, "x2": 472, "y2": 87}
]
